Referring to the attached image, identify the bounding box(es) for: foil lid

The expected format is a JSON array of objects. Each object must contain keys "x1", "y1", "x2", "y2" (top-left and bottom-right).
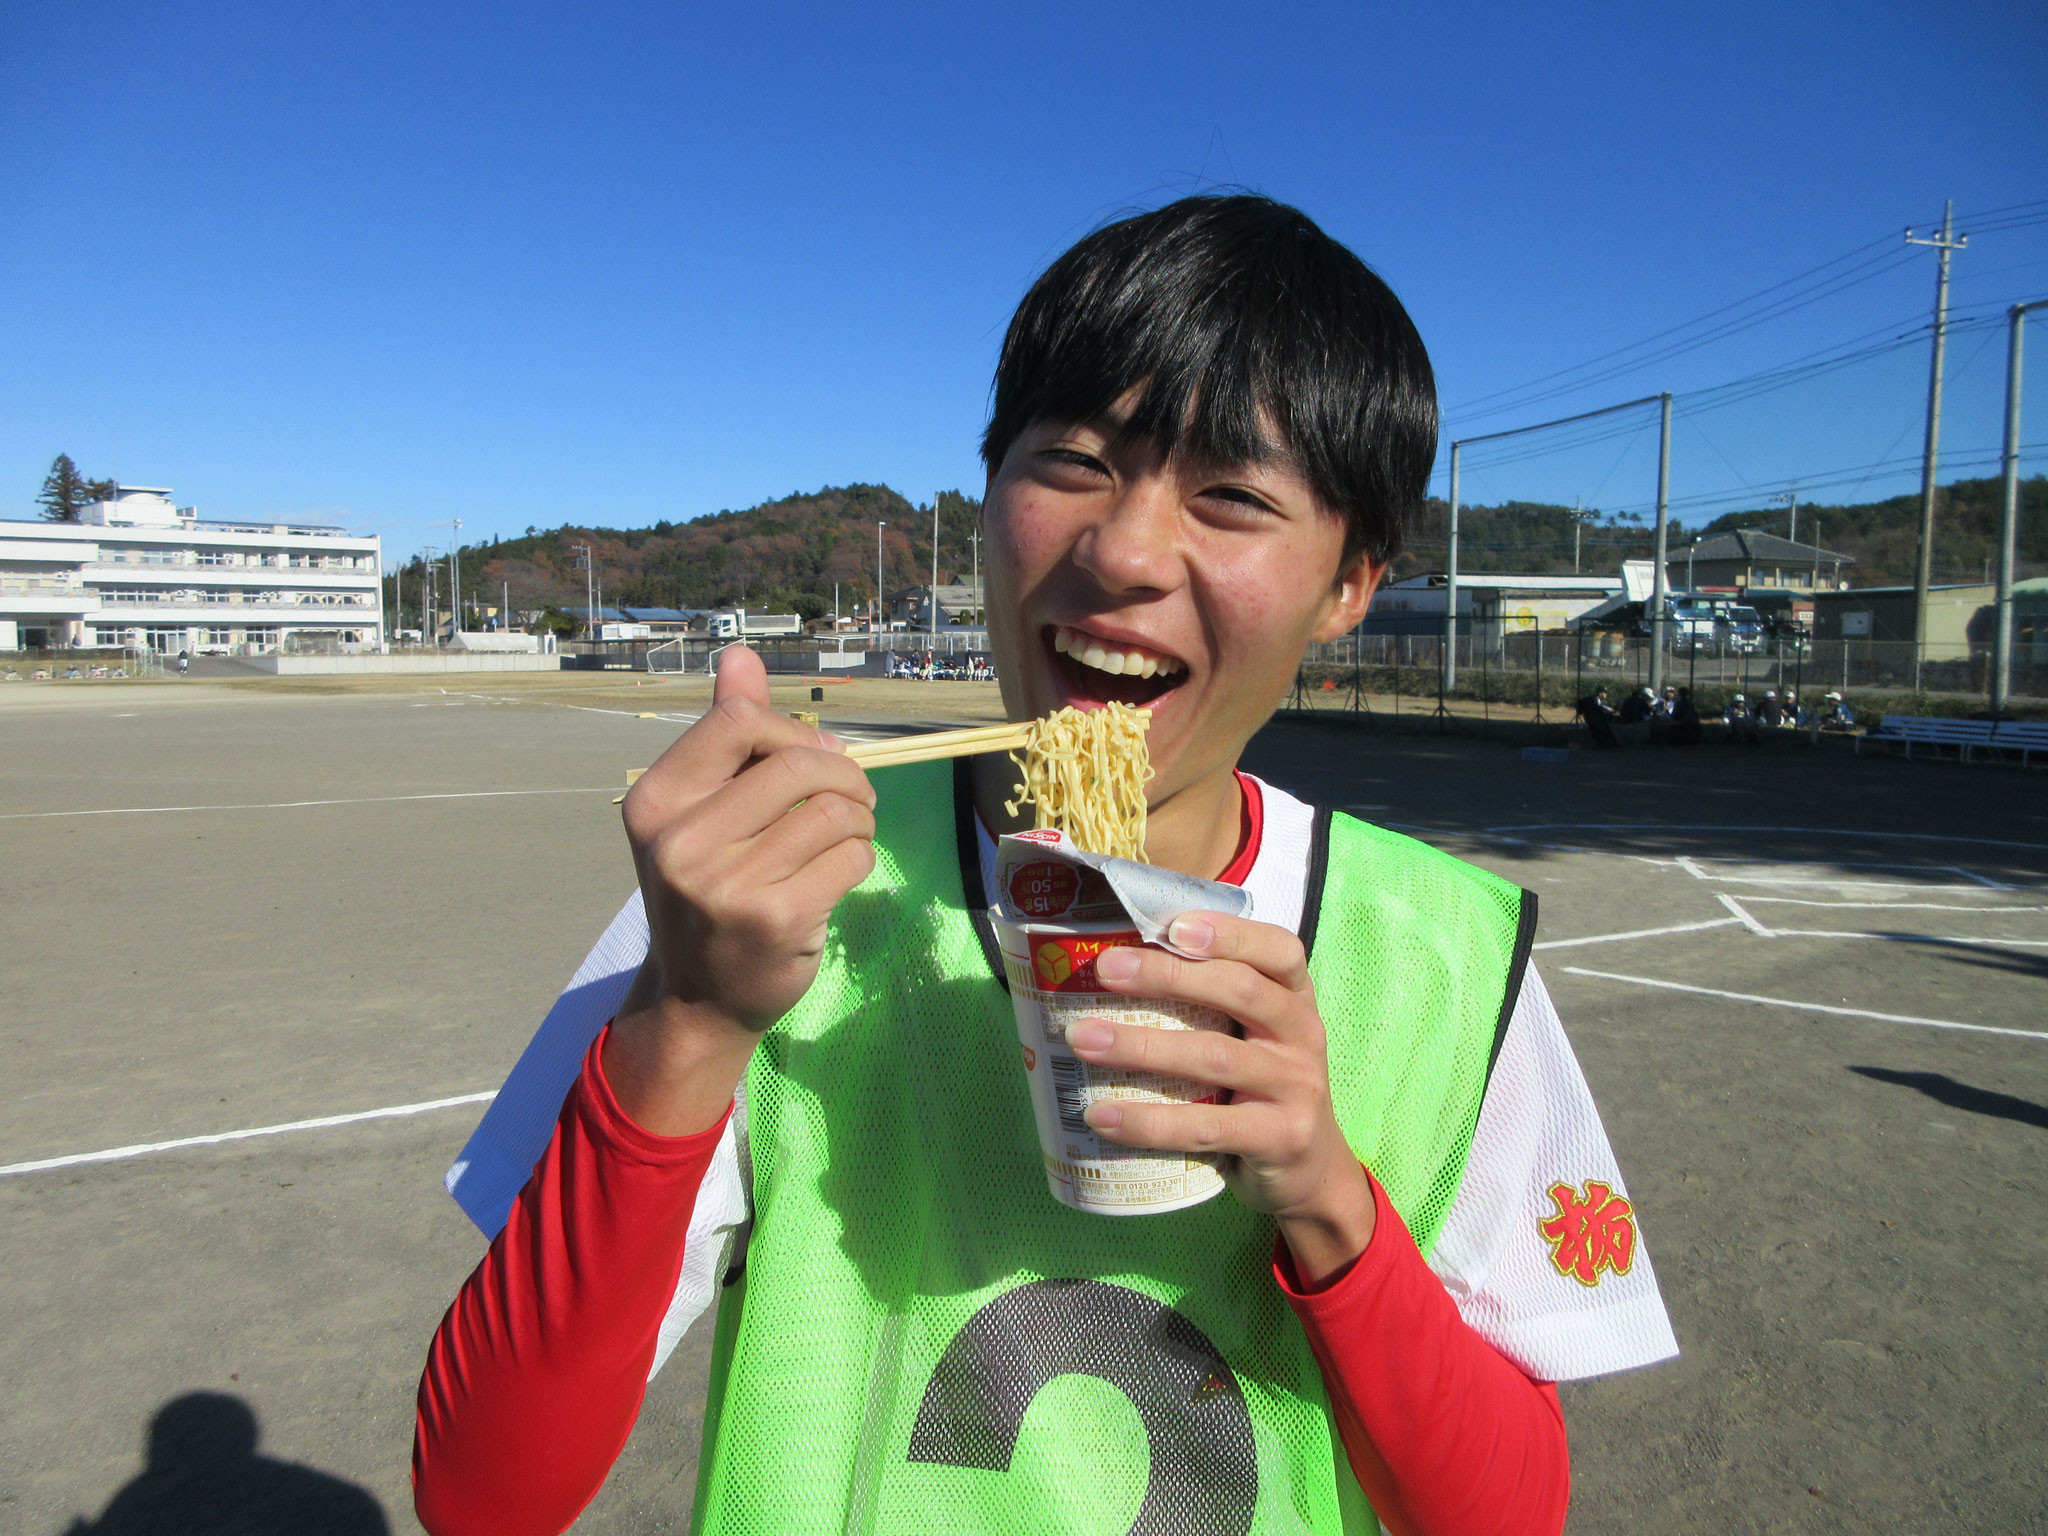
[{"x1": 992, "y1": 828, "x2": 1252, "y2": 954}]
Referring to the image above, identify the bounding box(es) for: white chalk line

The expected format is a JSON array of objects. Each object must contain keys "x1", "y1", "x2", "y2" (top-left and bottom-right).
[
  {"x1": 0, "y1": 1090, "x2": 500, "y2": 1179},
  {"x1": 1481, "y1": 822, "x2": 2048, "y2": 855},
  {"x1": 1533, "y1": 916, "x2": 1742, "y2": 950},
  {"x1": 1559, "y1": 967, "x2": 2048, "y2": 1042},
  {"x1": 1717, "y1": 892, "x2": 1776, "y2": 937},
  {"x1": 1738, "y1": 896, "x2": 2048, "y2": 912},
  {"x1": 1762, "y1": 929, "x2": 2048, "y2": 948},
  {"x1": 0, "y1": 788, "x2": 618, "y2": 821}
]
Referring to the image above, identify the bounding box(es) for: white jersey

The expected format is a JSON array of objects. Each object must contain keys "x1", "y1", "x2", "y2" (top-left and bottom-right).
[{"x1": 447, "y1": 776, "x2": 1678, "y2": 1383}]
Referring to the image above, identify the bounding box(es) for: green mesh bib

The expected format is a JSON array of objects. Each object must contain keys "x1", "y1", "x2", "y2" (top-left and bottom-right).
[{"x1": 690, "y1": 761, "x2": 1532, "y2": 1536}]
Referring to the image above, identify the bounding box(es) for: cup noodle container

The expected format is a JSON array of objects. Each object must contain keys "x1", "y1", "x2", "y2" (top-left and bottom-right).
[{"x1": 991, "y1": 831, "x2": 1236, "y2": 1216}]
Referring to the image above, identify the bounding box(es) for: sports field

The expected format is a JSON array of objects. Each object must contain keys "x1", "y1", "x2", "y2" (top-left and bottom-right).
[{"x1": 3, "y1": 673, "x2": 2043, "y2": 1533}]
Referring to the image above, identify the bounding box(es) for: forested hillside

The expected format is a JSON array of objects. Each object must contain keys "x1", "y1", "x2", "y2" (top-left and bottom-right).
[
  {"x1": 400, "y1": 485, "x2": 983, "y2": 623},
  {"x1": 391, "y1": 473, "x2": 2046, "y2": 624},
  {"x1": 1399, "y1": 474, "x2": 2045, "y2": 586}
]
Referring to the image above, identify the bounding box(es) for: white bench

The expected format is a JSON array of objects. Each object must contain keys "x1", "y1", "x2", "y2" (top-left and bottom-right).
[{"x1": 1855, "y1": 715, "x2": 1998, "y2": 762}]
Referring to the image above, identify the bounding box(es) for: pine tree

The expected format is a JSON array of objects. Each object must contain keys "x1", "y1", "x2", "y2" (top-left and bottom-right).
[{"x1": 37, "y1": 454, "x2": 94, "y2": 521}]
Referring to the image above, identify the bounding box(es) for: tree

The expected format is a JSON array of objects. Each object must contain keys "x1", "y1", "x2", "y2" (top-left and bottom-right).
[{"x1": 37, "y1": 455, "x2": 100, "y2": 521}]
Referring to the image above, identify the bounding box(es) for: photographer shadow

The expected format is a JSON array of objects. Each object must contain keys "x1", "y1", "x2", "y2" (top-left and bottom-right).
[{"x1": 62, "y1": 1392, "x2": 388, "y2": 1535}]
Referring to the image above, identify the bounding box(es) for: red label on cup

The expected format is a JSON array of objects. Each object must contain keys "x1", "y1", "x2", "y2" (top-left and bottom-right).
[
  {"x1": 1009, "y1": 860, "x2": 1080, "y2": 917},
  {"x1": 1029, "y1": 931, "x2": 1142, "y2": 992}
]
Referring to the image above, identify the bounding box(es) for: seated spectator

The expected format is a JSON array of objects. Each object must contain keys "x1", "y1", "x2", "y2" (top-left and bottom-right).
[
  {"x1": 1575, "y1": 686, "x2": 1619, "y2": 748},
  {"x1": 1617, "y1": 687, "x2": 1654, "y2": 725},
  {"x1": 1724, "y1": 693, "x2": 1761, "y2": 745},
  {"x1": 1756, "y1": 689, "x2": 1783, "y2": 728},
  {"x1": 1819, "y1": 690, "x2": 1856, "y2": 732},
  {"x1": 1669, "y1": 686, "x2": 1702, "y2": 745},
  {"x1": 1780, "y1": 688, "x2": 1804, "y2": 727}
]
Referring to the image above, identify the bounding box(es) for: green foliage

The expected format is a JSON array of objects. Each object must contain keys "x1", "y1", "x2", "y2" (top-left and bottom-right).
[
  {"x1": 1699, "y1": 475, "x2": 2048, "y2": 588},
  {"x1": 460, "y1": 484, "x2": 984, "y2": 618},
  {"x1": 534, "y1": 603, "x2": 580, "y2": 639},
  {"x1": 37, "y1": 454, "x2": 99, "y2": 521}
]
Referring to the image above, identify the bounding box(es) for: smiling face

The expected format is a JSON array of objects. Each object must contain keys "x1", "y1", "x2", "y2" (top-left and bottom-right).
[{"x1": 982, "y1": 404, "x2": 1381, "y2": 838}]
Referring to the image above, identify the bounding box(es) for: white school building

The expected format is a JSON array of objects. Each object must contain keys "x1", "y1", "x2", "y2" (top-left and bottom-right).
[{"x1": 0, "y1": 486, "x2": 382, "y2": 654}]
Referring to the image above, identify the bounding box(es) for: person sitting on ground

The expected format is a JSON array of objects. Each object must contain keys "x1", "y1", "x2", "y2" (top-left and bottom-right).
[
  {"x1": 1670, "y1": 685, "x2": 1703, "y2": 745},
  {"x1": 1724, "y1": 693, "x2": 1761, "y2": 745},
  {"x1": 1819, "y1": 689, "x2": 1856, "y2": 732},
  {"x1": 1779, "y1": 688, "x2": 1803, "y2": 728},
  {"x1": 1755, "y1": 689, "x2": 1782, "y2": 728},
  {"x1": 1575, "y1": 684, "x2": 1620, "y2": 748},
  {"x1": 1616, "y1": 687, "x2": 1653, "y2": 725},
  {"x1": 410, "y1": 194, "x2": 1676, "y2": 1536}
]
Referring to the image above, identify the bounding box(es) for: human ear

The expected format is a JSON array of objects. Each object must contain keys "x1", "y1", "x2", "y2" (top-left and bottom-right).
[{"x1": 1310, "y1": 552, "x2": 1384, "y2": 643}]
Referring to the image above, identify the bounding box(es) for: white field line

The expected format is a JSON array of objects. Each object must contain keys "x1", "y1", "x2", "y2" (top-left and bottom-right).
[
  {"x1": 0, "y1": 788, "x2": 618, "y2": 821},
  {"x1": 1716, "y1": 892, "x2": 1775, "y2": 937},
  {"x1": 1765, "y1": 929, "x2": 2048, "y2": 947},
  {"x1": 0, "y1": 1090, "x2": 499, "y2": 1179},
  {"x1": 1482, "y1": 822, "x2": 2048, "y2": 855},
  {"x1": 1559, "y1": 967, "x2": 2048, "y2": 1042},
  {"x1": 1532, "y1": 916, "x2": 1742, "y2": 951},
  {"x1": 1737, "y1": 897, "x2": 2048, "y2": 912}
]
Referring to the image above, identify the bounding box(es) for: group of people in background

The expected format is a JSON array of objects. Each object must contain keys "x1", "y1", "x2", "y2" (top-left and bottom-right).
[
  {"x1": 1576, "y1": 683, "x2": 1855, "y2": 749},
  {"x1": 882, "y1": 650, "x2": 995, "y2": 681}
]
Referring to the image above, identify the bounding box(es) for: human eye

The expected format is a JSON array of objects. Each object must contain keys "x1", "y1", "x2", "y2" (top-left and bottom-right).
[
  {"x1": 1033, "y1": 445, "x2": 1113, "y2": 486},
  {"x1": 1192, "y1": 481, "x2": 1282, "y2": 521}
]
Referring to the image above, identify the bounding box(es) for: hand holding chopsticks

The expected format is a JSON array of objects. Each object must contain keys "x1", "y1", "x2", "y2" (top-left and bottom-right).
[{"x1": 844, "y1": 721, "x2": 1031, "y2": 769}]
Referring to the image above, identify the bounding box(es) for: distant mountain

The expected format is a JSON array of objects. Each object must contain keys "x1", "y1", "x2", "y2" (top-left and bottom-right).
[
  {"x1": 402, "y1": 472, "x2": 2047, "y2": 622},
  {"x1": 416, "y1": 485, "x2": 983, "y2": 623},
  {"x1": 1398, "y1": 474, "x2": 2046, "y2": 587}
]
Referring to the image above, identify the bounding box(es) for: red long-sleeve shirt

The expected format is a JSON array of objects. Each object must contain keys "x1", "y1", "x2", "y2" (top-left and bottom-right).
[{"x1": 414, "y1": 1030, "x2": 1568, "y2": 1536}]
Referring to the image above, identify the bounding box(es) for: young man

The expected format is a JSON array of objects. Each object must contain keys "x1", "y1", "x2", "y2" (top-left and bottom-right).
[{"x1": 413, "y1": 196, "x2": 1675, "y2": 1536}]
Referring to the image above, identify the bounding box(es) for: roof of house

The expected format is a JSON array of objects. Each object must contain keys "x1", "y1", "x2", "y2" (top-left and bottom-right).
[
  {"x1": 1388, "y1": 572, "x2": 1623, "y2": 593},
  {"x1": 1682, "y1": 530, "x2": 1853, "y2": 564},
  {"x1": 618, "y1": 606, "x2": 690, "y2": 622}
]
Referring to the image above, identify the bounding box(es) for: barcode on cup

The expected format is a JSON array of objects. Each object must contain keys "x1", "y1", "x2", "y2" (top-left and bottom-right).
[{"x1": 1050, "y1": 1054, "x2": 1092, "y2": 1136}]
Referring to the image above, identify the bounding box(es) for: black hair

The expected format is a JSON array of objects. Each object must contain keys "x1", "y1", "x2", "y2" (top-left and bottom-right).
[{"x1": 981, "y1": 195, "x2": 1437, "y2": 568}]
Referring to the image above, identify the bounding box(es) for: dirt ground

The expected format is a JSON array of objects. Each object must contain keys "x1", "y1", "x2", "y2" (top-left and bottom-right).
[{"x1": 2, "y1": 676, "x2": 2042, "y2": 1532}]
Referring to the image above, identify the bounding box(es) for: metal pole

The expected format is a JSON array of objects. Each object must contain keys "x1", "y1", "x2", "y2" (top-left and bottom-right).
[
  {"x1": 1649, "y1": 393, "x2": 1673, "y2": 694},
  {"x1": 1907, "y1": 202, "x2": 1966, "y2": 690},
  {"x1": 1443, "y1": 443, "x2": 1460, "y2": 694},
  {"x1": 876, "y1": 522, "x2": 886, "y2": 638},
  {"x1": 971, "y1": 530, "x2": 980, "y2": 643},
  {"x1": 1994, "y1": 302, "x2": 2044, "y2": 715},
  {"x1": 449, "y1": 517, "x2": 462, "y2": 639},
  {"x1": 931, "y1": 496, "x2": 941, "y2": 647}
]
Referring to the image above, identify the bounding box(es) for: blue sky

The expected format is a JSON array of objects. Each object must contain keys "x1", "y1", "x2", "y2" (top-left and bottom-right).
[{"x1": 3, "y1": 0, "x2": 2044, "y2": 563}]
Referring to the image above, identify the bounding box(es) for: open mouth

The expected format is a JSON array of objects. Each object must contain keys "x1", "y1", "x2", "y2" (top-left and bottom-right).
[{"x1": 1047, "y1": 624, "x2": 1187, "y2": 709}]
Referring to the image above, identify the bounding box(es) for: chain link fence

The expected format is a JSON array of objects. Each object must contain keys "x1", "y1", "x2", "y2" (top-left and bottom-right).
[{"x1": 1292, "y1": 634, "x2": 2048, "y2": 722}]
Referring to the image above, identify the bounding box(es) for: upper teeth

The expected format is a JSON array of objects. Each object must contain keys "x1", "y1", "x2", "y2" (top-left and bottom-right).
[{"x1": 1053, "y1": 626, "x2": 1184, "y2": 681}]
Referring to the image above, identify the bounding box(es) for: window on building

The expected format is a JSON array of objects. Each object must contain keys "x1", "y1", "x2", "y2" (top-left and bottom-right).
[
  {"x1": 94, "y1": 626, "x2": 130, "y2": 646},
  {"x1": 203, "y1": 627, "x2": 234, "y2": 645},
  {"x1": 244, "y1": 627, "x2": 277, "y2": 650}
]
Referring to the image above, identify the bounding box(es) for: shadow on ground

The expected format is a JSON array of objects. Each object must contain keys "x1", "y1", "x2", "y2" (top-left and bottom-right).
[
  {"x1": 60, "y1": 1393, "x2": 390, "y2": 1535},
  {"x1": 1849, "y1": 1066, "x2": 2048, "y2": 1130}
]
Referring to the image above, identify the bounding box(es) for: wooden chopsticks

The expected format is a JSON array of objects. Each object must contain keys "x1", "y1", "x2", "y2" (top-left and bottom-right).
[
  {"x1": 845, "y1": 721, "x2": 1032, "y2": 769},
  {"x1": 616, "y1": 721, "x2": 1030, "y2": 800}
]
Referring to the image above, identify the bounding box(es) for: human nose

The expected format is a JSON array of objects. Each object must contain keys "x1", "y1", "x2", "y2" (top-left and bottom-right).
[{"x1": 1069, "y1": 478, "x2": 1180, "y2": 595}]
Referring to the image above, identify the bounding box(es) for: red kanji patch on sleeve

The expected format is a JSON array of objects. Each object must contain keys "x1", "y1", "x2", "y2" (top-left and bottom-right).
[{"x1": 1538, "y1": 1179, "x2": 1637, "y2": 1287}]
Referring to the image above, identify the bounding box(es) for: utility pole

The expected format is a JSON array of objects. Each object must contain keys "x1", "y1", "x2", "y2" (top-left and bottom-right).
[
  {"x1": 393, "y1": 564, "x2": 402, "y2": 646},
  {"x1": 1994, "y1": 301, "x2": 2046, "y2": 716},
  {"x1": 875, "y1": 522, "x2": 886, "y2": 637},
  {"x1": 1906, "y1": 202, "x2": 1968, "y2": 690},
  {"x1": 970, "y1": 528, "x2": 981, "y2": 637},
  {"x1": 931, "y1": 496, "x2": 941, "y2": 647},
  {"x1": 1573, "y1": 498, "x2": 1583, "y2": 575},
  {"x1": 571, "y1": 541, "x2": 593, "y2": 640},
  {"x1": 1648, "y1": 393, "x2": 1673, "y2": 695},
  {"x1": 1774, "y1": 483, "x2": 1798, "y2": 546},
  {"x1": 1442, "y1": 444, "x2": 1461, "y2": 693},
  {"x1": 448, "y1": 517, "x2": 462, "y2": 639},
  {"x1": 503, "y1": 578, "x2": 510, "y2": 633}
]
